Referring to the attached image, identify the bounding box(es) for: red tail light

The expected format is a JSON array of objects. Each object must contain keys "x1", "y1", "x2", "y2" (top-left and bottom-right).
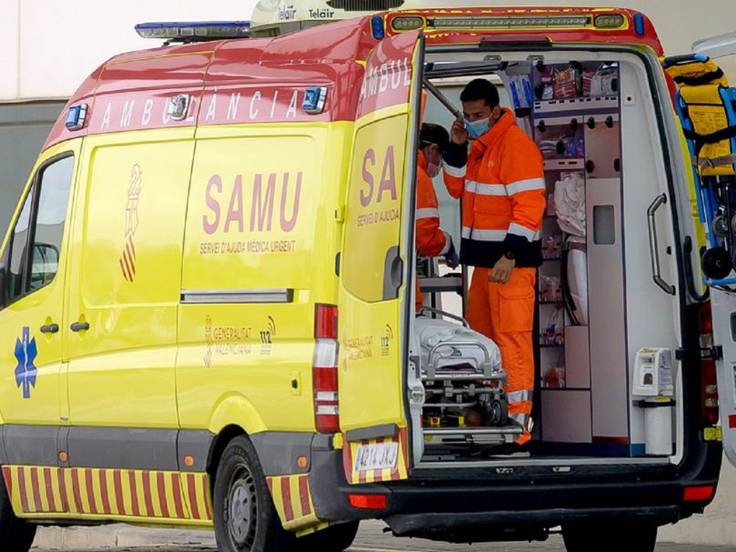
[
  {"x1": 315, "y1": 303, "x2": 338, "y2": 339},
  {"x1": 683, "y1": 485, "x2": 715, "y2": 503},
  {"x1": 314, "y1": 304, "x2": 340, "y2": 433},
  {"x1": 699, "y1": 304, "x2": 719, "y2": 427},
  {"x1": 348, "y1": 493, "x2": 387, "y2": 510}
]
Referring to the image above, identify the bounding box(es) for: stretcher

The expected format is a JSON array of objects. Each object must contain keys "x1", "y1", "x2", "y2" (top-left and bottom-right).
[
  {"x1": 413, "y1": 310, "x2": 522, "y2": 448},
  {"x1": 664, "y1": 53, "x2": 736, "y2": 287}
]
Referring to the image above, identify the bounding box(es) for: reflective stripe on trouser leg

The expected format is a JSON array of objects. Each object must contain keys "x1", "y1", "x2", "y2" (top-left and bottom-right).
[{"x1": 484, "y1": 268, "x2": 537, "y2": 445}]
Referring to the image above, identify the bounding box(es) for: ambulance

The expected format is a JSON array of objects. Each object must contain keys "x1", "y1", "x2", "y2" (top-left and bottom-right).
[{"x1": 1, "y1": 6, "x2": 735, "y2": 552}]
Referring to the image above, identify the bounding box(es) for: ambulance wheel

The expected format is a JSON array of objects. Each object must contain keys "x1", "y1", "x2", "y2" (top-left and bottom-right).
[
  {"x1": 213, "y1": 436, "x2": 296, "y2": 552},
  {"x1": 0, "y1": 469, "x2": 37, "y2": 552},
  {"x1": 295, "y1": 521, "x2": 360, "y2": 551},
  {"x1": 562, "y1": 523, "x2": 656, "y2": 552}
]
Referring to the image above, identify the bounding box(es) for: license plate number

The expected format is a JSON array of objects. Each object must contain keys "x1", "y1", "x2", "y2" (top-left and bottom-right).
[{"x1": 354, "y1": 442, "x2": 399, "y2": 472}]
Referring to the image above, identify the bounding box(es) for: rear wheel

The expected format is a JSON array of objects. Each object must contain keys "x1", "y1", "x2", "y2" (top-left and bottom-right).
[
  {"x1": 562, "y1": 523, "x2": 657, "y2": 552},
  {"x1": 213, "y1": 436, "x2": 296, "y2": 552},
  {"x1": 295, "y1": 521, "x2": 360, "y2": 551},
  {"x1": 0, "y1": 469, "x2": 37, "y2": 552}
]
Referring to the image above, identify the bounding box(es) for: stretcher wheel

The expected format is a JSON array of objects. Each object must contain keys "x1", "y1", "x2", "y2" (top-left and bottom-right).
[
  {"x1": 712, "y1": 216, "x2": 729, "y2": 238},
  {"x1": 702, "y1": 246, "x2": 733, "y2": 280},
  {"x1": 488, "y1": 398, "x2": 509, "y2": 427}
]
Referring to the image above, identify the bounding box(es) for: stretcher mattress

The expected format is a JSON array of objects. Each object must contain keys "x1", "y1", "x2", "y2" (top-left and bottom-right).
[{"x1": 414, "y1": 317, "x2": 503, "y2": 375}]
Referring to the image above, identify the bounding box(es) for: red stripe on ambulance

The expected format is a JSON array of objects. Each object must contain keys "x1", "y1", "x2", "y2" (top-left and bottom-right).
[
  {"x1": 298, "y1": 475, "x2": 311, "y2": 517},
  {"x1": 30, "y1": 467, "x2": 42, "y2": 512},
  {"x1": 44, "y1": 468, "x2": 57, "y2": 512},
  {"x1": 57, "y1": 468, "x2": 69, "y2": 513},
  {"x1": 281, "y1": 477, "x2": 295, "y2": 521},
  {"x1": 187, "y1": 474, "x2": 201, "y2": 519},
  {"x1": 113, "y1": 470, "x2": 125, "y2": 515}
]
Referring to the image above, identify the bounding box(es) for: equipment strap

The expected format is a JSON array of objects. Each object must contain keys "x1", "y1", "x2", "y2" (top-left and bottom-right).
[
  {"x1": 673, "y1": 68, "x2": 725, "y2": 87},
  {"x1": 683, "y1": 125, "x2": 736, "y2": 146},
  {"x1": 698, "y1": 153, "x2": 736, "y2": 170}
]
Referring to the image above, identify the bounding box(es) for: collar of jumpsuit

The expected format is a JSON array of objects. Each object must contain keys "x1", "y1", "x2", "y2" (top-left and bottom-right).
[{"x1": 471, "y1": 108, "x2": 515, "y2": 157}]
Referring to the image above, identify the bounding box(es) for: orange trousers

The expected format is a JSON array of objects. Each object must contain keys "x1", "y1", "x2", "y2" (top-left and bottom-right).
[{"x1": 467, "y1": 267, "x2": 536, "y2": 445}]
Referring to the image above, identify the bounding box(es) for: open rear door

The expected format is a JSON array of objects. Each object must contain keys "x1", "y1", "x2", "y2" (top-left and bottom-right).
[
  {"x1": 337, "y1": 30, "x2": 423, "y2": 484},
  {"x1": 685, "y1": 33, "x2": 736, "y2": 465}
]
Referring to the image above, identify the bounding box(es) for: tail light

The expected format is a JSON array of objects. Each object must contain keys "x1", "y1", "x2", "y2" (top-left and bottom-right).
[
  {"x1": 699, "y1": 303, "x2": 719, "y2": 427},
  {"x1": 314, "y1": 304, "x2": 340, "y2": 433},
  {"x1": 348, "y1": 493, "x2": 388, "y2": 510},
  {"x1": 683, "y1": 485, "x2": 715, "y2": 503}
]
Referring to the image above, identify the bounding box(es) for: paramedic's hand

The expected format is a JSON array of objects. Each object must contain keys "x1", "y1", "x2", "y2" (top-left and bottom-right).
[
  {"x1": 490, "y1": 256, "x2": 515, "y2": 284},
  {"x1": 444, "y1": 243, "x2": 460, "y2": 269},
  {"x1": 451, "y1": 119, "x2": 468, "y2": 145}
]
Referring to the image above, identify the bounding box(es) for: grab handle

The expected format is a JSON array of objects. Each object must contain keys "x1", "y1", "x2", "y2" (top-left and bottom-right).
[{"x1": 647, "y1": 194, "x2": 676, "y2": 295}]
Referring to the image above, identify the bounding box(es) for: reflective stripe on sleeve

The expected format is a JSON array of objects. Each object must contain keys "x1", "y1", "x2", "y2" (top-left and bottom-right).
[
  {"x1": 506, "y1": 389, "x2": 532, "y2": 403},
  {"x1": 461, "y1": 226, "x2": 507, "y2": 241},
  {"x1": 416, "y1": 208, "x2": 440, "y2": 219},
  {"x1": 506, "y1": 177, "x2": 546, "y2": 196},
  {"x1": 444, "y1": 163, "x2": 467, "y2": 178},
  {"x1": 508, "y1": 223, "x2": 540, "y2": 241},
  {"x1": 511, "y1": 412, "x2": 530, "y2": 427},
  {"x1": 473, "y1": 182, "x2": 507, "y2": 196}
]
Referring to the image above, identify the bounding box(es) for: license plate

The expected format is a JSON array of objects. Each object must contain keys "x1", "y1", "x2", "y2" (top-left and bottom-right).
[{"x1": 354, "y1": 442, "x2": 399, "y2": 472}]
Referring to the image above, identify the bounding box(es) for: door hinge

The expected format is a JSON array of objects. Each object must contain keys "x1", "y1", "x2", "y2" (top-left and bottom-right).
[{"x1": 676, "y1": 345, "x2": 723, "y2": 361}]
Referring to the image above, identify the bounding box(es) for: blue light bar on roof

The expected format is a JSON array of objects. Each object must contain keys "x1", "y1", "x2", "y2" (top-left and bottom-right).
[{"x1": 135, "y1": 21, "x2": 251, "y2": 41}]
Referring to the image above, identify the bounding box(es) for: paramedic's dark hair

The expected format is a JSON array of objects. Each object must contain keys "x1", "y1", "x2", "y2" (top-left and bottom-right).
[
  {"x1": 460, "y1": 78, "x2": 500, "y2": 108},
  {"x1": 419, "y1": 123, "x2": 450, "y2": 153}
]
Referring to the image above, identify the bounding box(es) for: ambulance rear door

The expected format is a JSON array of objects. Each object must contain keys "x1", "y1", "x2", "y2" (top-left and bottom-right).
[
  {"x1": 337, "y1": 30, "x2": 423, "y2": 484},
  {"x1": 689, "y1": 32, "x2": 736, "y2": 466}
]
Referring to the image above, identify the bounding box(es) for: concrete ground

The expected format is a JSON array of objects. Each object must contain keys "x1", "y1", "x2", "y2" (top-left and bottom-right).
[
  {"x1": 30, "y1": 458, "x2": 736, "y2": 551},
  {"x1": 31, "y1": 520, "x2": 736, "y2": 551}
]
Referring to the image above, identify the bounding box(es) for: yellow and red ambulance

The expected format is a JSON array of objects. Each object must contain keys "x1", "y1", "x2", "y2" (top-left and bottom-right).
[{"x1": 0, "y1": 7, "x2": 733, "y2": 552}]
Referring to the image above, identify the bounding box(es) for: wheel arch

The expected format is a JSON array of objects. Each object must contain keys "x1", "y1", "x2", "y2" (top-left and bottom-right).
[{"x1": 205, "y1": 394, "x2": 267, "y2": 482}]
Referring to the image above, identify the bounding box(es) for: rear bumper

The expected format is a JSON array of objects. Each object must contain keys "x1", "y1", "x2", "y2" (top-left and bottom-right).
[{"x1": 308, "y1": 437, "x2": 722, "y2": 542}]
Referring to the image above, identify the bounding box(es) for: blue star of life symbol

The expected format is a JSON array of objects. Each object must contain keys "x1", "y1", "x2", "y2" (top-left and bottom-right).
[{"x1": 14, "y1": 327, "x2": 38, "y2": 399}]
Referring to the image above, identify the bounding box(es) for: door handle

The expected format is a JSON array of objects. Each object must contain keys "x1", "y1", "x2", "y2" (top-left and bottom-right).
[
  {"x1": 70, "y1": 321, "x2": 90, "y2": 332},
  {"x1": 647, "y1": 193, "x2": 676, "y2": 295},
  {"x1": 382, "y1": 245, "x2": 403, "y2": 301},
  {"x1": 40, "y1": 323, "x2": 60, "y2": 334}
]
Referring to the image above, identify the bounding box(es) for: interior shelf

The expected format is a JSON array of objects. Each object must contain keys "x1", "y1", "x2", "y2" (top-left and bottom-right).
[
  {"x1": 534, "y1": 95, "x2": 619, "y2": 114},
  {"x1": 544, "y1": 158, "x2": 585, "y2": 171}
]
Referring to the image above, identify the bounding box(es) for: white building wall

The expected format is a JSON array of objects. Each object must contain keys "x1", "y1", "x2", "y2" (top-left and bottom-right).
[{"x1": 0, "y1": 0, "x2": 258, "y2": 101}]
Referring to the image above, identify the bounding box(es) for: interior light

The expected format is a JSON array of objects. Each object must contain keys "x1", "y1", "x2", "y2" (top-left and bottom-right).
[
  {"x1": 594, "y1": 14, "x2": 626, "y2": 29},
  {"x1": 391, "y1": 16, "x2": 424, "y2": 32}
]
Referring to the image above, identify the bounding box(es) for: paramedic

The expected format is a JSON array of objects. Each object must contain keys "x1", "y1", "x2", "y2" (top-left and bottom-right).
[
  {"x1": 443, "y1": 78, "x2": 545, "y2": 445},
  {"x1": 415, "y1": 123, "x2": 460, "y2": 313}
]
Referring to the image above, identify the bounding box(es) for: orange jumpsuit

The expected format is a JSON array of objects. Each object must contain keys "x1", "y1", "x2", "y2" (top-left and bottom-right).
[
  {"x1": 443, "y1": 110, "x2": 545, "y2": 444},
  {"x1": 415, "y1": 151, "x2": 450, "y2": 313}
]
